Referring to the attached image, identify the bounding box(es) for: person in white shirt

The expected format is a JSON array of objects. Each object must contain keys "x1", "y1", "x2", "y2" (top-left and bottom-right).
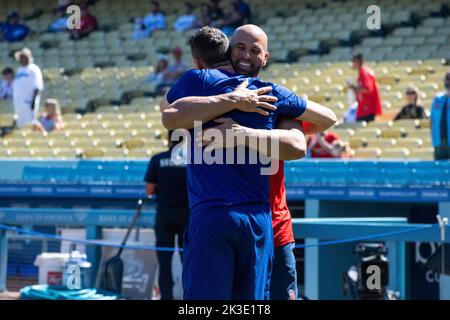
[
  {"x1": 0, "y1": 67, "x2": 14, "y2": 100},
  {"x1": 344, "y1": 79, "x2": 358, "y2": 123},
  {"x1": 12, "y1": 48, "x2": 44, "y2": 128},
  {"x1": 173, "y1": 2, "x2": 197, "y2": 32},
  {"x1": 132, "y1": 1, "x2": 166, "y2": 40}
]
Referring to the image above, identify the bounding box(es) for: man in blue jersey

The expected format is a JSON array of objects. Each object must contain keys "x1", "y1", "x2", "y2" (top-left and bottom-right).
[
  {"x1": 162, "y1": 26, "x2": 336, "y2": 300},
  {"x1": 166, "y1": 24, "x2": 337, "y2": 301}
]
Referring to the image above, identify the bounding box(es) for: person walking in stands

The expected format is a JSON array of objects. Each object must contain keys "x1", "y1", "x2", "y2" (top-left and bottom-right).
[
  {"x1": 431, "y1": 71, "x2": 450, "y2": 160},
  {"x1": 144, "y1": 130, "x2": 189, "y2": 300},
  {"x1": 349, "y1": 53, "x2": 382, "y2": 122},
  {"x1": 12, "y1": 47, "x2": 44, "y2": 128}
]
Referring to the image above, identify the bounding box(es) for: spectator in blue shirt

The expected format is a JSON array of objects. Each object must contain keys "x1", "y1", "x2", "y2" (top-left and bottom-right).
[
  {"x1": 431, "y1": 71, "x2": 450, "y2": 160},
  {"x1": 234, "y1": 0, "x2": 252, "y2": 23},
  {"x1": 144, "y1": 57, "x2": 169, "y2": 87},
  {"x1": 0, "y1": 12, "x2": 30, "y2": 42},
  {"x1": 0, "y1": 68, "x2": 14, "y2": 100},
  {"x1": 173, "y1": 2, "x2": 197, "y2": 32},
  {"x1": 133, "y1": 1, "x2": 166, "y2": 40},
  {"x1": 47, "y1": 8, "x2": 68, "y2": 32}
]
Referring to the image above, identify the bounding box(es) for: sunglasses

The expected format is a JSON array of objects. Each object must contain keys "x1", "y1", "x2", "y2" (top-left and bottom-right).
[{"x1": 406, "y1": 91, "x2": 416, "y2": 95}]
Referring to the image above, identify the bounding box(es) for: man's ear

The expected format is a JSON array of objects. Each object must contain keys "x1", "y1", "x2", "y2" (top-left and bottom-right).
[{"x1": 262, "y1": 51, "x2": 269, "y2": 67}]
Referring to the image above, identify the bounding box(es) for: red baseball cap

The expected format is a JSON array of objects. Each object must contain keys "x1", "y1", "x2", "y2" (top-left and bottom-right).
[{"x1": 172, "y1": 47, "x2": 182, "y2": 54}]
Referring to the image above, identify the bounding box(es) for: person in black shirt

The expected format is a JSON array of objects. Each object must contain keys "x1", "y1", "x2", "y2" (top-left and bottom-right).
[
  {"x1": 144, "y1": 130, "x2": 189, "y2": 300},
  {"x1": 394, "y1": 85, "x2": 426, "y2": 121}
]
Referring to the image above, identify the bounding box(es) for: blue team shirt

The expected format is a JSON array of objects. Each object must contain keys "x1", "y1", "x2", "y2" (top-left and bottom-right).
[
  {"x1": 166, "y1": 68, "x2": 307, "y2": 212},
  {"x1": 0, "y1": 23, "x2": 29, "y2": 42}
]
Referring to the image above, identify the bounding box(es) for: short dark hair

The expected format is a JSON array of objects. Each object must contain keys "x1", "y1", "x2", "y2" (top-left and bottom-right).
[
  {"x1": 352, "y1": 53, "x2": 363, "y2": 61},
  {"x1": 1, "y1": 67, "x2": 13, "y2": 75},
  {"x1": 188, "y1": 26, "x2": 230, "y2": 68}
]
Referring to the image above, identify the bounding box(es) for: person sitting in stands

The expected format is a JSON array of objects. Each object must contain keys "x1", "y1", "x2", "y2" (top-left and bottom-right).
[
  {"x1": 69, "y1": 3, "x2": 98, "y2": 40},
  {"x1": 307, "y1": 130, "x2": 347, "y2": 158},
  {"x1": 48, "y1": 8, "x2": 68, "y2": 32},
  {"x1": 0, "y1": 67, "x2": 14, "y2": 100},
  {"x1": 0, "y1": 11, "x2": 30, "y2": 42},
  {"x1": 394, "y1": 85, "x2": 427, "y2": 120},
  {"x1": 145, "y1": 57, "x2": 169, "y2": 87},
  {"x1": 215, "y1": 1, "x2": 244, "y2": 37},
  {"x1": 132, "y1": 1, "x2": 166, "y2": 40},
  {"x1": 34, "y1": 98, "x2": 64, "y2": 133},
  {"x1": 173, "y1": 2, "x2": 197, "y2": 32}
]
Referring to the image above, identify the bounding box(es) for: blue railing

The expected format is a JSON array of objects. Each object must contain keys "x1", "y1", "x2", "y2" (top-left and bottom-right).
[
  {"x1": 0, "y1": 159, "x2": 449, "y2": 201},
  {"x1": 2, "y1": 159, "x2": 448, "y2": 188}
]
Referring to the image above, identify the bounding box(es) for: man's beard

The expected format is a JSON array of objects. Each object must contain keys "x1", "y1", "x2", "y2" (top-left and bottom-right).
[{"x1": 231, "y1": 59, "x2": 263, "y2": 77}]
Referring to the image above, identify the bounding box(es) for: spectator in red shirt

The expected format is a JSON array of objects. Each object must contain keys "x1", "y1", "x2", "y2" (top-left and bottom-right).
[
  {"x1": 349, "y1": 53, "x2": 382, "y2": 122},
  {"x1": 70, "y1": 3, "x2": 98, "y2": 40},
  {"x1": 307, "y1": 131, "x2": 346, "y2": 158}
]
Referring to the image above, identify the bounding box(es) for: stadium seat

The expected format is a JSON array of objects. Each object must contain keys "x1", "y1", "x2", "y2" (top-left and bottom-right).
[
  {"x1": 395, "y1": 138, "x2": 423, "y2": 149},
  {"x1": 1, "y1": 0, "x2": 448, "y2": 161},
  {"x1": 357, "y1": 128, "x2": 382, "y2": 139},
  {"x1": 353, "y1": 148, "x2": 382, "y2": 159},
  {"x1": 406, "y1": 129, "x2": 431, "y2": 139},
  {"x1": 380, "y1": 127, "x2": 406, "y2": 139},
  {"x1": 379, "y1": 148, "x2": 410, "y2": 159},
  {"x1": 365, "y1": 139, "x2": 396, "y2": 149},
  {"x1": 408, "y1": 148, "x2": 434, "y2": 160},
  {"x1": 80, "y1": 148, "x2": 106, "y2": 159},
  {"x1": 348, "y1": 137, "x2": 367, "y2": 149}
]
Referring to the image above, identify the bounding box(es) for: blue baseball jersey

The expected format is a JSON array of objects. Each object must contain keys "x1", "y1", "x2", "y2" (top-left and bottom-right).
[{"x1": 166, "y1": 68, "x2": 307, "y2": 213}]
